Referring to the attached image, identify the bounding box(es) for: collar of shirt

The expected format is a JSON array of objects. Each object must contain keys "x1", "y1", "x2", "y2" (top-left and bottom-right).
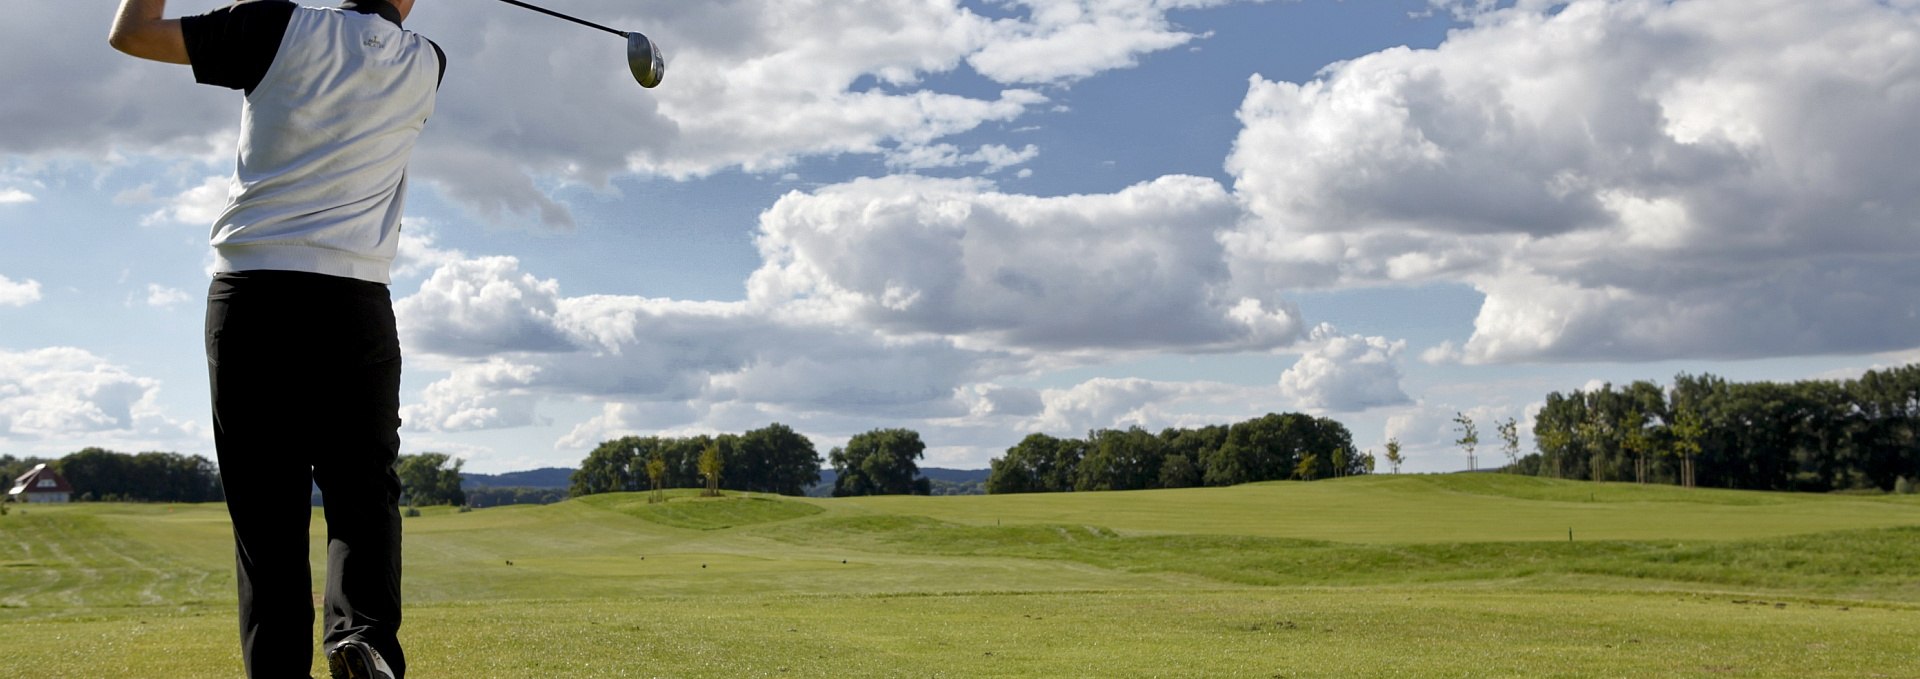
[{"x1": 339, "y1": 0, "x2": 403, "y2": 27}]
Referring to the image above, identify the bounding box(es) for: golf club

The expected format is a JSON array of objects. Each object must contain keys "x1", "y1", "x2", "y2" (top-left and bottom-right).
[{"x1": 490, "y1": 0, "x2": 665, "y2": 88}]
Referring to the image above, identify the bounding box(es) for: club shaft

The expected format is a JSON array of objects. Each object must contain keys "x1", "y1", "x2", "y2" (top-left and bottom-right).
[{"x1": 491, "y1": 0, "x2": 626, "y2": 38}]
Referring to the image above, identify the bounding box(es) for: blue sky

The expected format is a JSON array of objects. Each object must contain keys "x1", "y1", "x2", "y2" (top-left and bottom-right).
[{"x1": 3, "y1": 0, "x2": 1916, "y2": 474}]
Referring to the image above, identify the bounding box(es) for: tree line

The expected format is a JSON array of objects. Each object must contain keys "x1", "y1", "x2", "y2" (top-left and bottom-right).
[
  {"x1": 3, "y1": 448, "x2": 474, "y2": 507},
  {"x1": 572, "y1": 423, "x2": 825, "y2": 498},
  {"x1": 570, "y1": 424, "x2": 943, "y2": 499},
  {"x1": 986, "y1": 413, "x2": 1366, "y2": 494},
  {"x1": 3, "y1": 448, "x2": 222, "y2": 503},
  {"x1": 1522, "y1": 364, "x2": 1920, "y2": 492}
]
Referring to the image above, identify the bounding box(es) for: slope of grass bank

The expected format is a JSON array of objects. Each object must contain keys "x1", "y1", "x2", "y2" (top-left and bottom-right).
[{"x1": 831, "y1": 474, "x2": 1920, "y2": 542}]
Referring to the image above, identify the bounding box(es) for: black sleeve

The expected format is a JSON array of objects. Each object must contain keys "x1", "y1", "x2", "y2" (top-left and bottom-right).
[
  {"x1": 427, "y1": 38, "x2": 447, "y2": 88},
  {"x1": 180, "y1": 1, "x2": 298, "y2": 94}
]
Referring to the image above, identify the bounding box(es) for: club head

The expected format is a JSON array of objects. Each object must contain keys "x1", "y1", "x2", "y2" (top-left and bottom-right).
[{"x1": 626, "y1": 32, "x2": 665, "y2": 88}]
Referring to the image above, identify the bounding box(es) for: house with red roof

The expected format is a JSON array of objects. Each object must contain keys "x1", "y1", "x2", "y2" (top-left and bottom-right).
[{"x1": 8, "y1": 464, "x2": 73, "y2": 503}]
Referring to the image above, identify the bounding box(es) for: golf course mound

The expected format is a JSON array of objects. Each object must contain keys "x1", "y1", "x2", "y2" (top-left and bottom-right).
[{"x1": 576, "y1": 489, "x2": 825, "y2": 530}]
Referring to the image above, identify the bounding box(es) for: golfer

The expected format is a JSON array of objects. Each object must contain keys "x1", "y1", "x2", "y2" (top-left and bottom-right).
[{"x1": 109, "y1": 1, "x2": 441, "y2": 677}]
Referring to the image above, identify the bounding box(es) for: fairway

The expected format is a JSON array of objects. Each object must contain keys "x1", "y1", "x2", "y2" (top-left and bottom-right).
[{"x1": 6, "y1": 476, "x2": 1920, "y2": 677}]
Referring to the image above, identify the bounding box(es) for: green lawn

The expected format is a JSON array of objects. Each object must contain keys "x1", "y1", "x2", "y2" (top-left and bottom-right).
[{"x1": 5, "y1": 475, "x2": 1919, "y2": 677}]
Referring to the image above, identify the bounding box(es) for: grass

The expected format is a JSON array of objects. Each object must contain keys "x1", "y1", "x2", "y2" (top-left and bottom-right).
[
  {"x1": 828, "y1": 474, "x2": 1920, "y2": 542},
  {"x1": 5, "y1": 475, "x2": 1920, "y2": 677}
]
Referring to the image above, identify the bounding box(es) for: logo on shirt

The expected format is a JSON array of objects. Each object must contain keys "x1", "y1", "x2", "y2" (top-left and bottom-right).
[{"x1": 364, "y1": 35, "x2": 386, "y2": 49}]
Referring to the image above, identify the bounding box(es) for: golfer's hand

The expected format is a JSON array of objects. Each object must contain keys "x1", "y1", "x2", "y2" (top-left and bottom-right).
[{"x1": 109, "y1": 0, "x2": 189, "y2": 64}]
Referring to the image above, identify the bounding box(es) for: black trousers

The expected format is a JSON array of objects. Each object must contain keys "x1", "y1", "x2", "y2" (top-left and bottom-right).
[{"x1": 207, "y1": 270, "x2": 406, "y2": 678}]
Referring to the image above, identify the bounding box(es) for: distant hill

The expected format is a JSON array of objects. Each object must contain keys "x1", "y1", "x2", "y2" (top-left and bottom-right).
[
  {"x1": 806, "y1": 467, "x2": 989, "y2": 497},
  {"x1": 463, "y1": 467, "x2": 574, "y2": 490}
]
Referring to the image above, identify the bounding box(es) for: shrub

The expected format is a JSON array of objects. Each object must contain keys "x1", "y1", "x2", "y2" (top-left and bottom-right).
[
  {"x1": 404, "y1": 507, "x2": 421, "y2": 518},
  {"x1": 1896, "y1": 476, "x2": 1915, "y2": 495}
]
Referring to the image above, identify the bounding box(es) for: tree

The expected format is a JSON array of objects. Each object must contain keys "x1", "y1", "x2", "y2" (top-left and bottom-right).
[
  {"x1": 1330, "y1": 447, "x2": 1349, "y2": 479},
  {"x1": 988, "y1": 433, "x2": 1082, "y2": 494},
  {"x1": 698, "y1": 441, "x2": 724, "y2": 497},
  {"x1": 1497, "y1": 418, "x2": 1521, "y2": 472},
  {"x1": 571, "y1": 436, "x2": 644, "y2": 497},
  {"x1": 47, "y1": 448, "x2": 221, "y2": 503},
  {"x1": 645, "y1": 453, "x2": 667, "y2": 504},
  {"x1": 395, "y1": 453, "x2": 465, "y2": 506},
  {"x1": 1453, "y1": 413, "x2": 1479, "y2": 472},
  {"x1": 1519, "y1": 364, "x2": 1920, "y2": 492},
  {"x1": 1158, "y1": 453, "x2": 1200, "y2": 488},
  {"x1": 830, "y1": 428, "x2": 928, "y2": 496},
  {"x1": 1293, "y1": 452, "x2": 1321, "y2": 481},
  {"x1": 1075, "y1": 427, "x2": 1165, "y2": 491},
  {"x1": 736, "y1": 423, "x2": 823, "y2": 496},
  {"x1": 1669, "y1": 405, "x2": 1704, "y2": 489},
  {"x1": 1383, "y1": 438, "x2": 1404, "y2": 474}
]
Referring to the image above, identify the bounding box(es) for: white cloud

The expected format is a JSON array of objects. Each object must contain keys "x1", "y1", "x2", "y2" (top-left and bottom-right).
[
  {"x1": 395, "y1": 255, "x2": 1009, "y2": 431},
  {"x1": 1023, "y1": 377, "x2": 1249, "y2": 435},
  {"x1": 959, "y1": 383, "x2": 1045, "y2": 419},
  {"x1": 1419, "y1": 341, "x2": 1463, "y2": 366},
  {"x1": 553, "y1": 401, "x2": 703, "y2": 451},
  {"x1": 391, "y1": 220, "x2": 467, "y2": 280},
  {"x1": 0, "y1": 347, "x2": 193, "y2": 442},
  {"x1": 141, "y1": 175, "x2": 229, "y2": 227},
  {"x1": 884, "y1": 143, "x2": 1040, "y2": 173},
  {"x1": 1226, "y1": 0, "x2": 1920, "y2": 362},
  {"x1": 0, "y1": 274, "x2": 41, "y2": 306},
  {"x1": 13, "y1": 1, "x2": 1262, "y2": 229},
  {"x1": 144, "y1": 284, "x2": 191, "y2": 309},
  {"x1": 0, "y1": 3, "x2": 235, "y2": 160},
  {"x1": 401, "y1": 358, "x2": 545, "y2": 432},
  {"x1": 411, "y1": 0, "x2": 1056, "y2": 226},
  {"x1": 1277, "y1": 324, "x2": 1411, "y2": 412},
  {"x1": 396, "y1": 257, "x2": 574, "y2": 357},
  {"x1": 0, "y1": 188, "x2": 33, "y2": 204},
  {"x1": 968, "y1": 0, "x2": 1251, "y2": 84},
  {"x1": 748, "y1": 174, "x2": 1301, "y2": 352}
]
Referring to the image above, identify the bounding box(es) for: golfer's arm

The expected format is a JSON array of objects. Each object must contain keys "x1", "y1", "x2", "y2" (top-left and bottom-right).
[{"x1": 109, "y1": 0, "x2": 189, "y2": 64}]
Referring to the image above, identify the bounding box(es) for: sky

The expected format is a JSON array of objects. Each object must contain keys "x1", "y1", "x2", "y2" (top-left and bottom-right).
[{"x1": 3, "y1": 0, "x2": 1917, "y2": 474}]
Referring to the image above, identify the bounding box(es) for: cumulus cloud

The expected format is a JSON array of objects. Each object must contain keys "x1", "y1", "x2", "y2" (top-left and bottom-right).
[
  {"x1": 391, "y1": 220, "x2": 468, "y2": 280},
  {"x1": 1419, "y1": 341, "x2": 1463, "y2": 366},
  {"x1": 0, "y1": 188, "x2": 33, "y2": 204},
  {"x1": 407, "y1": 0, "x2": 1255, "y2": 226},
  {"x1": 1023, "y1": 377, "x2": 1249, "y2": 435},
  {"x1": 885, "y1": 143, "x2": 1040, "y2": 173},
  {"x1": 0, "y1": 347, "x2": 193, "y2": 441},
  {"x1": 1226, "y1": 0, "x2": 1920, "y2": 361},
  {"x1": 0, "y1": 274, "x2": 41, "y2": 307},
  {"x1": 1278, "y1": 324, "x2": 1411, "y2": 412},
  {"x1": 0, "y1": 3, "x2": 235, "y2": 160},
  {"x1": 141, "y1": 175, "x2": 230, "y2": 227},
  {"x1": 396, "y1": 257, "x2": 574, "y2": 357},
  {"x1": 968, "y1": 0, "x2": 1251, "y2": 84},
  {"x1": 395, "y1": 255, "x2": 1012, "y2": 436},
  {"x1": 554, "y1": 401, "x2": 703, "y2": 450},
  {"x1": 748, "y1": 174, "x2": 1302, "y2": 352},
  {"x1": 387, "y1": 154, "x2": 1336, "y2": 448},
  {"x1": 144, "y1": 284, "x2": 191, "y2": 309},
  {"x1": 959, "y1": 383, "x2": 1046, "y2": 419},
  {"x1": 401, "y1": 358, "x2": 545, "y2": 432},
  {"x1": 14, "y1": 2, "x2": 1264, "y2": 229}
]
